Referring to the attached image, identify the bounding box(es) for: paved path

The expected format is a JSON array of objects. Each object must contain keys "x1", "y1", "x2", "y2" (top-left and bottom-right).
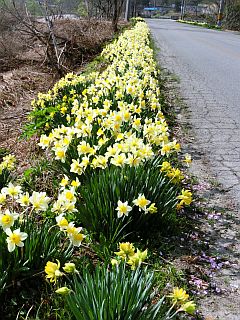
[{"x1": 147, "y1": 19, "x2": 240, "y2": 205}]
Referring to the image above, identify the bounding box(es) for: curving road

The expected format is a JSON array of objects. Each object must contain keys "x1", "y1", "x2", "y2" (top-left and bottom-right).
[{"x1": 148, "y1": 19, "x2": 240, "y2": 204}]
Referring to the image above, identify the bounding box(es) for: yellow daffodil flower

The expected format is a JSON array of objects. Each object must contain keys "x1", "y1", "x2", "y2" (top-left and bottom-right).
[
  {"x1": 45, "y1": 260, "x2": 62, "y2": 283},
  {"x1": 0, "y1": 209, "x2": 19, "y2": 231},
  {"x1": 177, "y1": 189, "x2": 193, "y2": 206},
  {"x1": 168, "y1": 287, "x2": 189, "y2": 304},
  {"x1": 133, "y1": 194, "x2": 150, "y2": 212},
  {"x1": 115, "y1": 242, "x2": 135, "y2": 260},
  {"x1": 127, "y1": 249, "x2": 148, "y2": 270}
]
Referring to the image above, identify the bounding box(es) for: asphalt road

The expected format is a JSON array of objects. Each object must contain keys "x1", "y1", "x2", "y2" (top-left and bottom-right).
[{"x1": 148, "y1": 19, "x2": 240, "y2": 204}]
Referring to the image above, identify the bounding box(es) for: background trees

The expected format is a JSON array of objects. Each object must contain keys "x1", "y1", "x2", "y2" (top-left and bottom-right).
[
  {"x1": 224, "y1": 0, "x2": 240, "y2": 30},
  {"x1": 0, "y1": 0, "x2": 114, "y2": 74}
]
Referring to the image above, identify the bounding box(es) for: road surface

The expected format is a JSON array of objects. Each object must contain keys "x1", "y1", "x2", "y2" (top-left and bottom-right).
[{"x1": 148, "y1": 19, "x2": 240, "y2": 204}]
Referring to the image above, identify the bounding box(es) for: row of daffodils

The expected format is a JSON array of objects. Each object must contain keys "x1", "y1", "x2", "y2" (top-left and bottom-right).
[
  {"x1": 178, "y1": 19, "x2": 221, "y2": 29},
  {"x1": 0, "y1": 19, "x2": 195, "y2": 319}
]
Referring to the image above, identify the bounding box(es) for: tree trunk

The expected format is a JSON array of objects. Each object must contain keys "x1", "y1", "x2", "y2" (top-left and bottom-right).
[{"x1": 112, "y1": 0, "x2": 119, "y2": 32}]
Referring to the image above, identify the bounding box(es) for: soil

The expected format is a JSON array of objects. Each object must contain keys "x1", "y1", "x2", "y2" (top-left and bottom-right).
[{"x1": 161, "y1": 71, "x2": 240, "y2": 320}]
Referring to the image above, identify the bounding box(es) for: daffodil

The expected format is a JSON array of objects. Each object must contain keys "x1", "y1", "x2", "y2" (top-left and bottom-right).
[
  {"x1": 60, "y1": 175, "x2": 69, "y2": 188},
  {"x1": 65, "y1": 222, "x2": 76, "y2": 236},
  {"x1": 111, "y1": 258, "x2": 119, "y2": 266},
  {"x1": 181, "y1": 301, "x2": 196, "y2": 314},
  {"x1": 177, "y1": 189, "x2": 192, "y2": 206},
  {"x1": 168, "y1": 287, "x2": 189, "y2": 304},
  {"x1": 29, "y1": 191, "x2": 50, "y2": 211},
  {"x1": 115, "y1": 200, "x2": 132, "y2": 218},
  {"x1": 55, "y1": 287, "x2": 71, "y2": 295},
  {"x1": 126, "y1": 155, "x2": 141, "y2": 167},
  {"x1": 54, "y1": 147, "x2": 67, "y2": 162},
  {"x1": 183, "y1": 154, "x2": 192, "y2": 166},
  {"x1": 176, "y1": 203, "x2": 184, "y2": 211},
  {"x1": 0, "y1": 193, "x2": 6, "y2": 205},
  {"x1": 0, "y1": 154, "x2": 16, "y2": 171},
  {"x1": 146, "y1": 203, "x2": 157, "y2": 214},
  {"x1": 160, "y1": 161, "x2": 172, "y2": 172},
  {"x1": 133, "y1": 194, "x2": 150, "y2": 212},
  {"x1": 172, "y1": 141, "x2": 181, "y2": 152},
  {"x1": 63, "y1": 262, "x2": 76, "y2": 273},
  {"x1": 56, "y1": 213, "x2": 69, "y2": 230},
  {"x1": 70, "y1": 159, "x2": 83, "y2": 175},
  {"x1": 71, "y1": 177, "x2": 80, "y2": 188},
  {"x1": 0, "y1": 209, "x2": 19, "y2": 231},
  {"x1": 110, "y1": 153, "x2": 127, "y2": 167},
  {"x1": 17, "y1": 192, "x2": 30, "y2": 207},
  {"x1": 62, "y1": 201, "x2": 77, "y2": 213},
  {"x1": 91, "y1": 155, "x2": 108, "y2": 169},
  {"x1": 69, "y1": 228, "x2": 85, "y2": 247},
  {"x1": 80, "y1": 156, "x2": 90, "y2": 169},
  {"x1": 62, "y1": 188, "x2": 76, "y2": 203},
  {"x1": 167, "y1": 168, "x2": 184, "y2": 183},
  {"x1": 45, "y1": 260, "x2": 63, "y2": 283},
  {"x1": 161, "y1": 143, "x2": 171, "y2": 156},
  {"x1": 132, "y1": 117, "x2": 142, "y2": 131},
  {"x1": 115, "y1": 242, "x2": 135, "y2": 260},
  {"x1": 6, "y1": 228, "x2": 28, "y2": 252},
  {"x1": 51, "y1": 199, "x2": 64, "y2": 213},
  {"x1": 127, "y1": 249, "x2": 148, "y2": 270},
  {"x1": 1, "y1": 183, "x2": 22, "y2": 198},
  {"x1": 77, "y1": 141, "x2": 94, "y2": 155},
  {"x1": 38, "y1": 135, "x2": 51, "y2": 149}
]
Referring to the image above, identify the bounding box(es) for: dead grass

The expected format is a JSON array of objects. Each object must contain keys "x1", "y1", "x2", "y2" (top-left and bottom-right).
[{"x1": 0, "y1": 66, "x2": 54, "y2": 174}]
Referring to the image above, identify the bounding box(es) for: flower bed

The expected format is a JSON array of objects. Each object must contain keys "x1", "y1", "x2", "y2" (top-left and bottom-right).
[{"x1": 0, "y1": 19, "x2": 195, "y2": 319}]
